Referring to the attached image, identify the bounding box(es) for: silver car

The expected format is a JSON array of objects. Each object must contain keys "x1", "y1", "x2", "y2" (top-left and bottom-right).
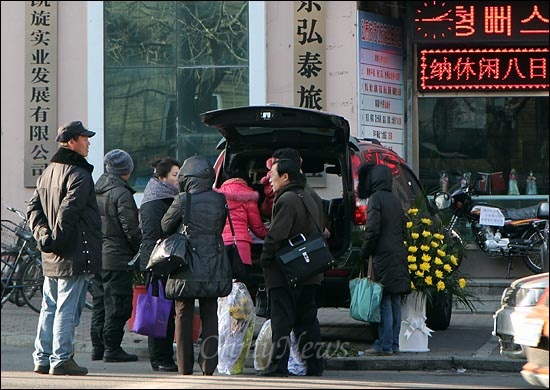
[
  {"x1": 537, "y1": 201, "x2": 548, "y2": 272},
  {"x1": 493, "y1": 272, "x2": 549, "y2": 359}
]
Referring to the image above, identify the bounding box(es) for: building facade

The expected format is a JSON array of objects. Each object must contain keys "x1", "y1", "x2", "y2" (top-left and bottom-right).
[{"x1": 2, "y1": 1, "x2": 548, "y2": 220}]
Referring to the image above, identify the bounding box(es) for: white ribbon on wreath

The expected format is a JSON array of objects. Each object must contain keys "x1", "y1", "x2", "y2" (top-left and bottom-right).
[{"x1": 401, "y1": 315, "x2": 434, "y2": 340}]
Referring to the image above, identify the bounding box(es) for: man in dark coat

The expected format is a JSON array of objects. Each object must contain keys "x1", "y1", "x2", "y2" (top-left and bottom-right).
[
  {"x1": 90, "y1": 149, "x2": 142, "y2": 363},
  {"x1": 27, "y1": 120, "x2": 102, "y2": 376},
  {"x1": 258, "y1": 154, "x2": 324, "y2": 377},
  {"x1": 358, "y1": 164, "x2": 411, "y2": 355}
]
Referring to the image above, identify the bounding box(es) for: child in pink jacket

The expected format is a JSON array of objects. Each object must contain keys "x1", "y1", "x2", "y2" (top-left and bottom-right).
[{"x1": 217, "y1": 167, "x2": 268, "y2": 268}]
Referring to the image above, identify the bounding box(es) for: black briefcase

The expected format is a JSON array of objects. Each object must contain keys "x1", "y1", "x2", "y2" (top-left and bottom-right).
[{"x1": 276, "y1": 232, "x2": 336, "y2": 286}]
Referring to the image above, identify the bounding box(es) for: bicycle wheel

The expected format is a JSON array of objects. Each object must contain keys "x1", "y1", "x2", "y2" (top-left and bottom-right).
[
  {"x1": 1, "y1": 251, "x2": 19, "y2": 307},
  {"x1": 522, "y1": 227, "x2": 544, "y2": 274},
  {"x1": 9, "y1": 290, "x2": 27, "y2": 307},
  {"x1": 20, "y1": 256, "x2": 44, "y2": 313},
  {"x1": 3, "y1": 252, "x2": 27, "y2": 307}
]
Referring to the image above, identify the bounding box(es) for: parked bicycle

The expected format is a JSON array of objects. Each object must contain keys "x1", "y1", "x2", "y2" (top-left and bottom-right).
[
  {"x1": 1, "y1": 205, "x2": 93, "y2": 312},
  {"x1": 1, "y1": 206, "x2": 43, "y2": 313}
]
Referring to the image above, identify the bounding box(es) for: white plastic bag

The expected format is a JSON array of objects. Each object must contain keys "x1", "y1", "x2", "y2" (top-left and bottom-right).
[
  {"x1": 253, "y1": 319, "x2": 307, "y2": 376},
  {"x1": 217, "y1": 282, "x2": 256, "y2": 375},
  {"x1": 253, "y1": 319, "x2": 272, "y2": 371}
]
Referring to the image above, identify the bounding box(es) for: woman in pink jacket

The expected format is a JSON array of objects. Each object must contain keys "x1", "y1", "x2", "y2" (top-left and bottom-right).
[{"x1": 217, "y1": 166, "x2": 268, "y2": 277}]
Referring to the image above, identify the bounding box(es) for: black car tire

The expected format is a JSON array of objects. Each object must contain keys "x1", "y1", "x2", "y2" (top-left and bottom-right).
[{"x1": 426, "y1": 291, "x2": 453, "y2": 330}]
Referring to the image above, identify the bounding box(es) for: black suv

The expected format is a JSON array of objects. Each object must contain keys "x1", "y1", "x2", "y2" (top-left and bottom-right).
[{"x1": 201, "y1": 105, "x2": 453, "y2": 329}]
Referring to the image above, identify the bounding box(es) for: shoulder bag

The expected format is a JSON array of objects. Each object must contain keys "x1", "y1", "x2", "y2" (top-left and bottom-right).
[
  {"x1": 275, "y1": 192, "x2": 336, "y2": 286},
  {"x1": 225, "y1": 205, "x2": 247, "y2": 282},
  {"x1": 349, "y1": 256, "x2": 383, "y2": 323},
  {"x1": 254, "y1": 286, "x2": 270, "y2": 318},
  {"x1": 131, "y1": 279, "x2": 173, "y2": 338},
  {"x1": 147, "y1": 193, "x2": 191, "y2": 275}
]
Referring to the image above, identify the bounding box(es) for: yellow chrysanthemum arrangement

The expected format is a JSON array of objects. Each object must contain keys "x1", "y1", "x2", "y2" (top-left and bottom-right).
[{"x1": 405, "y1": 207, "x2": 475, "y2": 311}]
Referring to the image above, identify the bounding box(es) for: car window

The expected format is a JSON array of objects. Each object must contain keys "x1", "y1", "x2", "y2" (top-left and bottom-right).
[
  {"x1": 362, "y1": 150, "x2": 424, "y2": 211},
  {"x1": 516, "y1": 286, "x2": 547, "y2": 307},
  {"x1": 393, "y1": 164, "x2": 424, "y2": 211}
]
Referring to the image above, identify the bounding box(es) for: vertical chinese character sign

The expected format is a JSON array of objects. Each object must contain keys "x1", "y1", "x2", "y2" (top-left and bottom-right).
[
  {"x1": 358, "y1": 11, "x2": 405, "y2": 157},
  {"x1": 25, "y1": 1, "x2": 57, "y2": 187},
  {"x1": 294, "y1": 1, "x2": 326, "y2": 110}
]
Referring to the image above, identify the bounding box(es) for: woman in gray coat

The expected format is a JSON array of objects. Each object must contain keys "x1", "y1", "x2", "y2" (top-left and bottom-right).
[{"x1": 161, "y1": 155, "x2": 231, "y2": 376}]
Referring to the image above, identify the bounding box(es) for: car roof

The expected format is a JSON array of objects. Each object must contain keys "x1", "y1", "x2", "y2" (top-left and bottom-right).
[{"x1": 201, "y1": 105, "x2": 350, "y2": 150}]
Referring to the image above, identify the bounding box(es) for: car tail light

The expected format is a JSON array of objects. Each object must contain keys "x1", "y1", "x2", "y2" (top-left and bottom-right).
[
  {"x1": 351, "y1": 152, "x2": 362, "y2": 179},
  {"x1": 354, "y1": 198, "x2": 367, "y2": 225},
  {"x1": 324, "y1": 268, "x2": 349, "y2": 277},
  {"x1": 351, "y1": 153, "x2": 367, "y2": 225}
]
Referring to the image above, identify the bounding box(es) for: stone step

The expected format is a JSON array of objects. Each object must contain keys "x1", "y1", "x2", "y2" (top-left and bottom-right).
[
  {"x1": 450, "y1": 246, "x2": 538, "y2": 314},
  {"x1": 453, "y1": 278, "x2": 511, "y2": 314}
]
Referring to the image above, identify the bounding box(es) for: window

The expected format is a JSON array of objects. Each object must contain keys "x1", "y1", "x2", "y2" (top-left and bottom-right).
[
  {"x1": 418, "y1": 96, "x2": 549, "y2": 196},
  {"x1": 104, "y1": 1, "x2": 249, "y2": 191}
]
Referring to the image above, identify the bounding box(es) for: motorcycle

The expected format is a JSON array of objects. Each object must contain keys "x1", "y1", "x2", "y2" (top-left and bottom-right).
[{"x1": 433, "y1": 182, "x2": 547, "y2": 276}]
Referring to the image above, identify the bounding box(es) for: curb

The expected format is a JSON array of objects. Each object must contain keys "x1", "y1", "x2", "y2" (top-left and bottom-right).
[
  {"x1": 2, "y1": 334, "x2": 523, "y2": 373},
  {"x1": 325, "y1": 355, "x2": 525, "y2": 372}
]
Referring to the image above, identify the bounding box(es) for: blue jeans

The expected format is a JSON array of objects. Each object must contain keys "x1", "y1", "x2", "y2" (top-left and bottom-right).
[
  {"x1": 33, "y1": 274, "x2": 90, "y2": 368},
  {"x1": 373, "y1": 293, "x2": 402, "y2": 352}
]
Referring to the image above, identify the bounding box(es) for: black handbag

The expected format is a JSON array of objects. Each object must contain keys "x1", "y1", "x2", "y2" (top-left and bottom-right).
[
  {"x1": 275, "y1": 193, "x2": 336, "y2": 286},
  {"x1": 146, "y1": 193, "x2": 192, "y2": 275},
  {"x1": 225, "y1": 205, "x2": 247, "y2": 282},
  {"x1": 255, "y1": 286, "x2": 270, "y2": 318}
]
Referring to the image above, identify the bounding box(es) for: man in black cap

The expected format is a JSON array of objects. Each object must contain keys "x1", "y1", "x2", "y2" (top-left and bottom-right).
[
  {"x1": 90, "y1": 149, "x2": 141, "y2": 363},
  {"x1": 55, "y1": 120, "x2": 96, "y2": 142},
  {"x1": 27, "y1": 120, "x2": 102, "y2": 376}
]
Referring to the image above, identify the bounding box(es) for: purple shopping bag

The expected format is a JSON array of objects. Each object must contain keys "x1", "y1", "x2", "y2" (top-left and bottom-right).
[{"x1": 131, "y1": 280, "x2": 172, "y2": 338}]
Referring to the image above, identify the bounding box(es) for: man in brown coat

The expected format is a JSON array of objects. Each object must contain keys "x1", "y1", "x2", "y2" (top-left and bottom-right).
[{"x1": 258, "y1": 152, "x2": 324, "y2": 377}]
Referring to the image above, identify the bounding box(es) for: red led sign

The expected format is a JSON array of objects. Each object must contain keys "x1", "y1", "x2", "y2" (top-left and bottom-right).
[
  {"x1": 418, "y1": 47, "x2": 549, "y2": 92},
  {"x1": 413, "y1": 1, "x2": 549, "y2": 43}
]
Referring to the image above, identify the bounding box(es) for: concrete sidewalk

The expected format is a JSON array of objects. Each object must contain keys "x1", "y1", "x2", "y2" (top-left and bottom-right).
[{"x1": 1, "y1": 299, "x2": 524, "y2": 373}]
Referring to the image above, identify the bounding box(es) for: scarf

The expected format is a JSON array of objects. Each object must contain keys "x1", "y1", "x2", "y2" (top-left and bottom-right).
[{"x1": 141, "y1": 177, "x2": 179, "y2": 205}]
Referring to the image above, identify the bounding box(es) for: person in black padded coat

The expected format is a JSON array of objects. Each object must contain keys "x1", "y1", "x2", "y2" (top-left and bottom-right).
[
  {"x1": 358, "y1": 164, "x2": 411, "y2": 356},
  {"x1": 161, "y1": 155, "x2": 232, "y2": 376},
  {"x1": 91, "y1": 149, "x2": 142, "y2": 363}
]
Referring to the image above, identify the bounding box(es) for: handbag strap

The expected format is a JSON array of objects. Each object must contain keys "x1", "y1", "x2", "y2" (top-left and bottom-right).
[
  {"x1": 156, "y1": 279, "x2": 166, "y2": 299},
  {"x1": 296, "y1": 192, "x2": 323, "y2": 235},
  {"x1": 367, "y1": 256, "x2": 375, "y2": 280},
  {"x1": 148, "y1": 279, "x2": 166, "y2": 299},
  {"x1": 225, "y1": 204, "x2": 237, "y2": 244},
  {"x1": 179, "y1": 193, "x2": 191, "y2": 234}
]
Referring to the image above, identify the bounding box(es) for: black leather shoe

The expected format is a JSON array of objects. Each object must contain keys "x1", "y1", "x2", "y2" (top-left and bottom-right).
[
  {"x1": 152, "y1": 362, "x2": 178, "y2": 372},
  {"x1": 91, "y1": 348, "x2": 104, "y2": 361},
  {"x1": 364, "y1": 348, "x2": 393, "y2": 356},
  {"x1": 103, "y1": 348, "x2": 138, "y2": 363},
  {"x1": 257, "y1": 364, "x2": 289, "y2": 377},
  {"x1": 33, "y1": 364, "x2": 49, "y2": 374},
  {"x1": 306, "y1": 370, "x2": 323, "y2": 377}
]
